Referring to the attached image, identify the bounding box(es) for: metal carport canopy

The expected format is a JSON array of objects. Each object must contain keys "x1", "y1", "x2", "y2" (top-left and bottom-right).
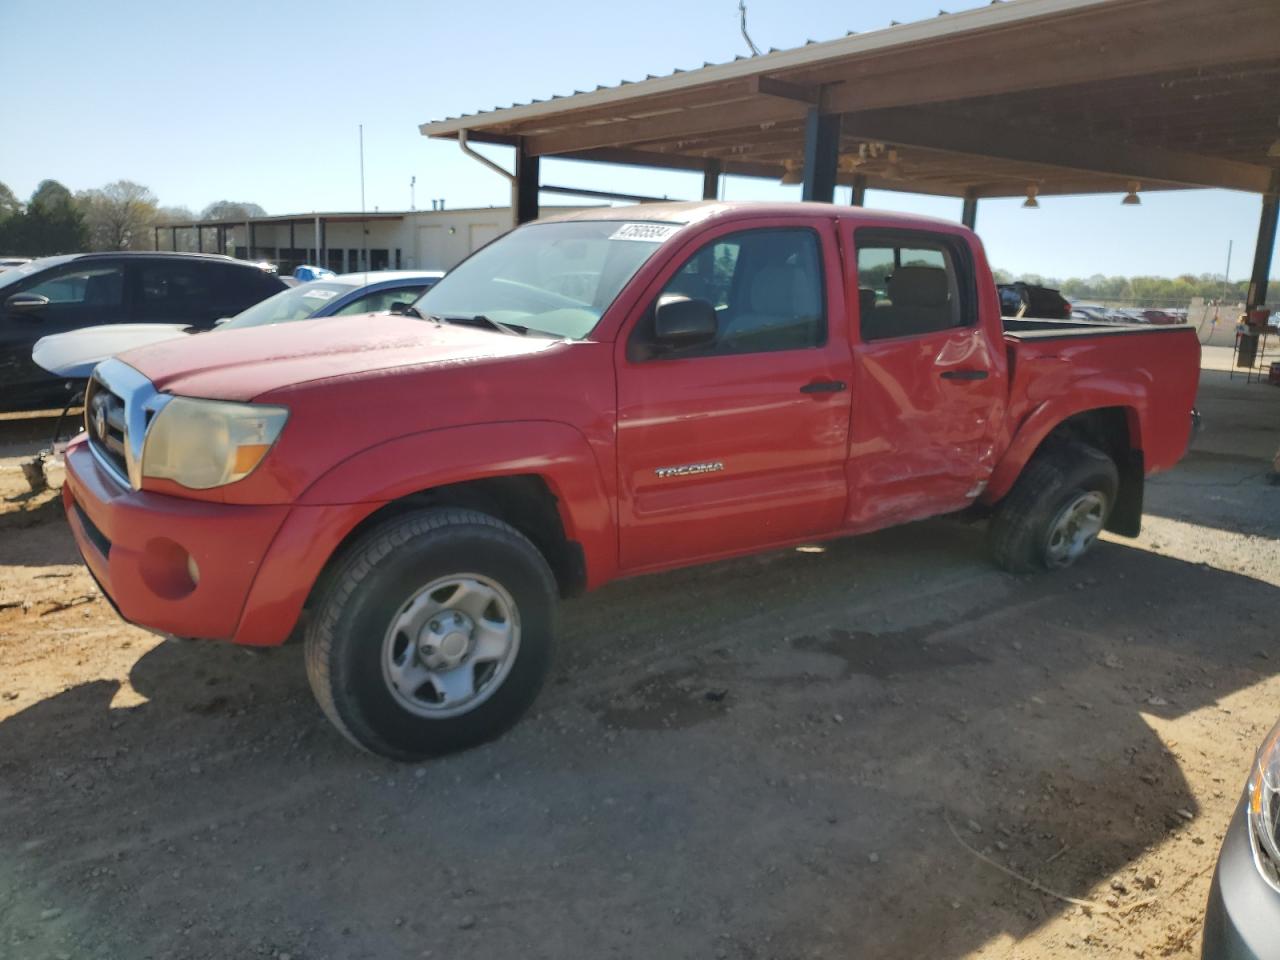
[{"x1": 418, "y1": 0, "x2": 1279, "y2": 202}]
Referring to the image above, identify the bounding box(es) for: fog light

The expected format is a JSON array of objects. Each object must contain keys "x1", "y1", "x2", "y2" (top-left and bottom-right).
[{"x1": 186, "y1": 553, "x2": 201, "y2": 587}]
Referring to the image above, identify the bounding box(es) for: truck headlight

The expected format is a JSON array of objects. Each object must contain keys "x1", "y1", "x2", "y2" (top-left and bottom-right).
[
  {"x1": 142, "y1": 397, "x2": 288, "y2": 490},
  {"x1": 1247, "y1": 720, "x2": 1280, "y2": 892}
]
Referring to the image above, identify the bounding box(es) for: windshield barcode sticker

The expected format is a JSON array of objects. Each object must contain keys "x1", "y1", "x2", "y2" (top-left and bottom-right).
[
  {"x1": 302, "y1": 289, "x2": 339, "y2": 300},
  {"x1": 609, "y1": 223, "x2": 681, "y2": 243}
]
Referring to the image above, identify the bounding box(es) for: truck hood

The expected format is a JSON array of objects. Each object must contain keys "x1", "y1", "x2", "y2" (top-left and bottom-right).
[
  {"x1": 117, "y1": 313, "x2": 565, "y2": 401},
  {"x1": 32, "y1": 323, "x2": 192, "y2": 379}
]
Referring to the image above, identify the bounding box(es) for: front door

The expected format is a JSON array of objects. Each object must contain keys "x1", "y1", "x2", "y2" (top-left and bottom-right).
[
  {"x1": 845, "y1": 226, "x2": 1006, "y2": 530},
  {"x1": 0, "y1": 258, "x2": 129, "y2": 409},
  {"x1": 615, "y1": 220, "x2": 853, "y2": 571}
]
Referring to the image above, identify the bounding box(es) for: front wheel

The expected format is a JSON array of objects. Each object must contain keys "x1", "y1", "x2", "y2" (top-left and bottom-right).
[
  {"x1": 987, "y1": 441, "x2": 1119, "y2": 574},
  {"x1": 305, "y1": 507, "x2": 556, "y2": 760}
]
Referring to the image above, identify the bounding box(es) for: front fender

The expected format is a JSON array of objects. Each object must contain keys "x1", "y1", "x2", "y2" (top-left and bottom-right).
[
  {"x1": 300, "y1": 419, "x2": 617, "y2": 582},
  {"x1": 231, "y1": 420, "x2": 617, "y2": 647},
  {"x1": 983, "y1": 378, "x2": 1146, "y2": 503}
]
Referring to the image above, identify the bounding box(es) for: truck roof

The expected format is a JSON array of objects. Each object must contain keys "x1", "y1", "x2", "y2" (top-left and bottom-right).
[{"x1": 539, "y1": 200, "x2": 966, "y2": 232}]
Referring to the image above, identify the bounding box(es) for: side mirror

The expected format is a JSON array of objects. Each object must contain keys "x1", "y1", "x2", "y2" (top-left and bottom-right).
[
  {"x1": 653, "y1": 295, "x2": 716, "y2": 349},
  {"x1": 389, "y1": 301, "x2": 411, "y2": 315},
  {"x1": 212, "y1": 316, "x2": 233, "y2": 327},
  {"x1": 6, "y1": 292, "x2": 50, "y2": 315}
]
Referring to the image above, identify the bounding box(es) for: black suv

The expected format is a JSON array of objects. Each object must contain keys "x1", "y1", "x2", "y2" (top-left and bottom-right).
[{"x1": 0, "y1": 252, "x2": 287, "y2": 412}]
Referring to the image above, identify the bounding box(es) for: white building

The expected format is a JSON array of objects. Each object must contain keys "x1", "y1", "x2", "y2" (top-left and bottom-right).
[{"x1": 154, "y1": 205, "x2": 590, "y2": 275}]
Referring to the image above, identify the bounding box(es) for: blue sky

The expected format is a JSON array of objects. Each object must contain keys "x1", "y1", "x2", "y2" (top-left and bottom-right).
[{"x1": 0, "y1": 0, "x2": 1270, "y2": 280}]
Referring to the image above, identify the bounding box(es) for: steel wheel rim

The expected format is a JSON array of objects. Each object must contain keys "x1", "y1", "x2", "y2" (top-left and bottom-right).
[
  {"x1": 1045, "y1": 491, "x2": 1107, "y2": 567},
  {"x1": 380, "y1": 574, "x2": 521, "y2": 719}
]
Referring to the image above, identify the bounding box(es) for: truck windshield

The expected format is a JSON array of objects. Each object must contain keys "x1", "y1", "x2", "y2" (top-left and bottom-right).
[{"x1": 413, "y1": 220, "x2": 678, "y2": 339}]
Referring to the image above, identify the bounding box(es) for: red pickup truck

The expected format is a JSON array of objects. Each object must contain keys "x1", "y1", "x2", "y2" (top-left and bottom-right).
[{"x1": 62, "y1": 202, "x2": 1200, "y2": 759}]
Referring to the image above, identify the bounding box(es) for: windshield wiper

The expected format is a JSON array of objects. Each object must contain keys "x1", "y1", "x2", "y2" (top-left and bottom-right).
[{"x1": 428, "y1": 313, "x2": 530, "y2": 336}]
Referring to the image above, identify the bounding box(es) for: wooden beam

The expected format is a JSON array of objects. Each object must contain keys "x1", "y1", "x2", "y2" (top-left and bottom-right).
[
  {"x1": 523, "y1": 95, "x2": 809, "y2": 157},
  {"x1": 821, "y1": 10, "x2": 1280, "y2": 116},
  {"x1": 752, "y1": 75, "x2": 819, "y2": 104},
  {"x1": 563, "y1": 147, "x2": 783, "y2": 180},
  {"x1": 840, "y1": 107, "x2": 1274, "y2": 193}
]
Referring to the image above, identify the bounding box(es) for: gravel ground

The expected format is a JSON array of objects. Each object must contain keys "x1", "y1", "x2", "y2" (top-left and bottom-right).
[{"x1": 1, "y1": 354, "x2": 1278, "y2": 960}]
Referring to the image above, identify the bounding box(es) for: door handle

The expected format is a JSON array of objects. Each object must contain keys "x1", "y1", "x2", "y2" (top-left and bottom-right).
[
  {"x1": 940, "y1": 369, "x2": 989, "y2": 381},
  {"x1": 800, "y1": 379, "x2": 847, "y2": 394}
]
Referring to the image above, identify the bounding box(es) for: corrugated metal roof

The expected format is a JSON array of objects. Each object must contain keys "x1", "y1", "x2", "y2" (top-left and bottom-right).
[{"x1": 418, "y1": 0, "x2": 1096, "y2": 136}]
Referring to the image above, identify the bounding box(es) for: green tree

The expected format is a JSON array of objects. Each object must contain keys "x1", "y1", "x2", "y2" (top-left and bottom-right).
[
  {"x1": 77, "y1": 180, "x2": 159, "y2": 250},
  {"x1": 0, "y1": 180, "x2": 88, "y2": 255},
  {"x1": 0, "y1": 182, "x2": 20, "y2": 222},
  {"x1": 200, "y1": 200, "x2": 266, "y2": 221}
]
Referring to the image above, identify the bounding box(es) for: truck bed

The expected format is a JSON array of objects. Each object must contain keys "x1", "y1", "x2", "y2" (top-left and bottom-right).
[
  {"x1": 999, "y1": 315, "x2": 1200, "y2": 482},
  {"x1": 1003, "y1": 317, "x2": 1194, "y2": 339}
]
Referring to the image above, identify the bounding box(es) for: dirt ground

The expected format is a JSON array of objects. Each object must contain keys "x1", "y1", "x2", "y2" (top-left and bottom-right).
[{"x1": 2, "y1": 348, "x2": 1278, "y2": 960}]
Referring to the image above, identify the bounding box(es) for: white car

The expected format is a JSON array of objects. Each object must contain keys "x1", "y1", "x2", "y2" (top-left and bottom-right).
[{"x1": 32, "y1": 270, "x2": 444, "y2": 381}]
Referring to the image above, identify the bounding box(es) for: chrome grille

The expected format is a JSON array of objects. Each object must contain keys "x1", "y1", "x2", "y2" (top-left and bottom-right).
[
  {"x1": 84, "y1": 359, "x2": 170, "y2": 490},
  {"x1": 86, "y1": 378, "x2": 128, "y2": 482}
]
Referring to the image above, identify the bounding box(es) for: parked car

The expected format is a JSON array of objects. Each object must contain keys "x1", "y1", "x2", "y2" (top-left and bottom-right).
[
  {"x1": 998, "y1": 280, "x2": 1072, "y2": 319},
  {"x1": 61, "y1": 201, "x2": 1200, "y2": 759},
  {"x1": 1141, "y1": 309, "x2": 1178, "y2": 325},
  {"x1": 1070, "y1": 304, "x2": 1115, "y2": 323},
  {"x1": 31, "y1": 270, "x2": 445, "y2": 382},
  {"x1": 1, "y1": 252, "x2": 286, "y2": 412},
  {"x1": 1202, "y1": 718, "x2": 1280, "y2": 959}
]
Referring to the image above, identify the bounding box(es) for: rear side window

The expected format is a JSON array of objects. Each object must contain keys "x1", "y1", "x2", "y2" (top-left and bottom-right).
[
  {"x1": 216, "y1": 264, "x2": 285, "y2": 314},
  {"x1": 855, "y1": 231, "x2": 972, "y2": 341},
  {"x1": 631, "y1": 227, "x2": 825, "y2": 360},
  {"x1": 139, "y1": 262, "x2": 218, "y2": 313}
]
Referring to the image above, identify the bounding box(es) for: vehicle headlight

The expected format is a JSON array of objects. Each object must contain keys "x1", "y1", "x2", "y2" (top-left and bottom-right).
[
  {"x1": 141, "y1": 397, "x2": 289, "y2": 489},
  {"x1": 1247, "y1": 719, "x2": 1280, "y2": 892}
]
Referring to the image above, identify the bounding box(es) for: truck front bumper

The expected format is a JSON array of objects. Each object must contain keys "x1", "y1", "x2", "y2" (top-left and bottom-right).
[
  {"x1": 1202, "y1": 798, "x2": 1280, "y2": 960},
  {"x1": 62, "y1": 440, "x2": 372, "y2": 646}
]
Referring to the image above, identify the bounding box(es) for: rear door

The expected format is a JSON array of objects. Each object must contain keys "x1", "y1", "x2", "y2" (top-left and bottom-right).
[
  {"x1": 615, "y1": 218, "x2": 853, "y2": 571},
  {"x1": 845, "y1": 227, "x2": 1006, "y2": 529}
]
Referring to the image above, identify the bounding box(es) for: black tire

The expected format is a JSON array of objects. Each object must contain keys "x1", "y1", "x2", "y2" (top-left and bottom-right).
[
  {"x1": 305, "y1": 507, "x2": 556, "y2": 760},
  {"x1": 988, "y1": 441, "x2": 1119, "y2": 574}
]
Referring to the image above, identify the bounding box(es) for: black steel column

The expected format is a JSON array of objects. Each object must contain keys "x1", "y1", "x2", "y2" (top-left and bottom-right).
[
  {"x1": 289, "y1": 220, "x2": 295, "y2": 260},
  {"x1": 196, "y1": 226, "x2": 202, "y2": 252},
  {"x1": 320, "y1": 220, "x2": 326, "y2": 266},
  {"x1": 961, "y1": 190, "x2": 979, "y2": 230},
  {"x1": 801, "y1": 108, "x2": 840, "y2": 203},
  {"x1": 849, "y1": 174, "x2": 867, "y2": 207},
  {"x1": 1247, "y1": 170, "x2": 1280, "y2": 310},
  {"x1": 515, "y1": 139, "x2": 540, "y2": 224},
  {"x1": 170, "y1": 226, "x2": 177, "y2": 250},
  {"x1": 153, "y1": 226, "x2": 159, "y2": 250},
  {"x1": 702, "y1": 160, "x2": 722, "y2": 200},
  {"x1": 248, "y1": 222, "x2": 256, "y2": 260}
]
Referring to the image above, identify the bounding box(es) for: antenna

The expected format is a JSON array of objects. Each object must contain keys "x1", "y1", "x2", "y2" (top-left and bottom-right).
[
  {"x1": 359, "y1": 124, "x2": 368, "y2": 281},
  {"x1": 739, "y1": 1, "x2": 761, "y2": 56}
]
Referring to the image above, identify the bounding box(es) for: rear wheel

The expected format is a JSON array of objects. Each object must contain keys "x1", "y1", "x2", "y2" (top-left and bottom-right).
[
  {"x1": 305, "y1": 507, "x2": 556, "y2": 760},
  {"x1": 988, "y1": 442, "x2": 1119, "y2": 574}
]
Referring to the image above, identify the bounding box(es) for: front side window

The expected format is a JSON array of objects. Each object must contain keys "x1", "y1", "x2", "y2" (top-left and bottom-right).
[
  {"x1": 632, "y1": 227, "x2": 825, "y2": 359},
  {"x1": 855, "y1": 232, "x2": 969, "y2": 341},
  {"x1": 24, "y1": 263, "x2": 124, "y2": 306},
  {"x1": 415, "y1": 220, "x2": 674, "y2": 340}
]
